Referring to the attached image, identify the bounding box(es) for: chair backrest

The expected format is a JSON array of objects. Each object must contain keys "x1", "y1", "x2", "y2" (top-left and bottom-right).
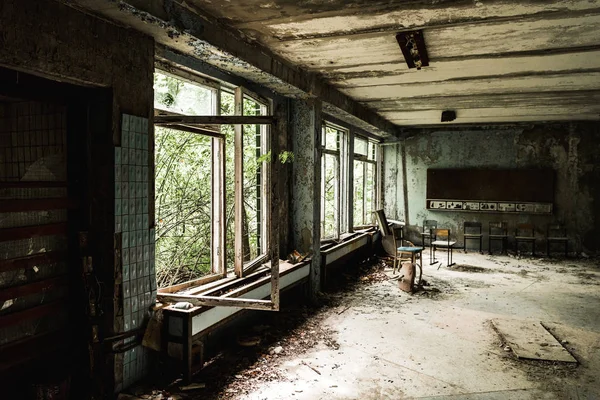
[
  {"x1": 464, "y1": 221, "x2": 482, "y2": 234},
  {"x1": 547, "y1": 224, "x2": 566, "y2": 237},
  {"x1": 434, "y1": 228, "x2": 450, "y2": 242},
  {"x1": 489, "y1": 222, "x2": 507, "y2": 235},
  {"x1": 423, "y1": 219, "x2": 437, "y2": 232},
  {"x1": 374, "y1": 209, "x2": 392, "y2": 236},
  {"x1": 516, "y1": 223, "x2": 534, "y2": 236}
]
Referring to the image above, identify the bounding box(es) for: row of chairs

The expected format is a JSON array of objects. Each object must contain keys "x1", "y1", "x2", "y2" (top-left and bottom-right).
[{"x1": 421, "y1": 220, "x2": 569, "y2": 257}]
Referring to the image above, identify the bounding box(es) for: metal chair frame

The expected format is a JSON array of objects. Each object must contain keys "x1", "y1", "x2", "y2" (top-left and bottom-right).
[
  {"x1": 488, "y1": 222, "x2": 508, "y2": 255},
  {"x1": 547, "y1": 224, "x2": 568, "y2": 257},
  {"x1": 431, "y1": 228, "x2": 456, "y2": 267},
  {"x1": 515, "y1": 223, "x2": 536, "y2": 256},
  {"x1": 463, "y1": 221, "x2": 483, "y2": 253},
  {"x1": 420, "y1": 219, "x2": 437, "y2": 248}
]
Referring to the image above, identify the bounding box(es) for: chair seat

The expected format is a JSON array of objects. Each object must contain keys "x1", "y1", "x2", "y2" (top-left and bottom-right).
[
  {"x1": 515, "y1": 236, "x2": 535, "y2": 240},
  {"x1": 432, "y1": 240, "x2": 456, "y2": 247},
  {"x1": 397, "y1": 246, "x2": 423, "y2": 252},
  {"x1": 547, "y1": 237, "x2": 568, "y2": 241},
  {"x1": 420, "y1": 233, "x2": 431, "y2": 237},
  {"x1": 464, "y1": 234, "x2": 483, "y2": 238},
  {"x1": 489, "y1": 234, "x2": 508, "y2": 238}
]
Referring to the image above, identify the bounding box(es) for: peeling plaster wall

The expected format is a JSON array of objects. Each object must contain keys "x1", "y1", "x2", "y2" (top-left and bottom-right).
[
  {"x1": 385, "y1": 123, "x2": 600, "y2": 253},
  {"x1": 292, "y1": 99, "x2": 322, "y2": 297}
]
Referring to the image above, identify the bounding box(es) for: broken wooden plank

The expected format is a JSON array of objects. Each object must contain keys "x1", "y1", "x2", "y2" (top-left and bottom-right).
[
  {"x1": 156, "y1": 123, "x2": 225, "y2": 138},
  {"x1": 156, "y1": 293, "x2": 276, "y2": 311},
  {"x1": 154, "y1": 115, "x2": 275, "y2": 125},
  {"x1": 492, "y1": 318, "x2": 577, "y2": 363}
]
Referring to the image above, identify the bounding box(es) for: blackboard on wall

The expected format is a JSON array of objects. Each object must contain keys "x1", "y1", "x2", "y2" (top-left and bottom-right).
[{"x1": 426, "y1": 168, "x2": 554, "y2": 214}]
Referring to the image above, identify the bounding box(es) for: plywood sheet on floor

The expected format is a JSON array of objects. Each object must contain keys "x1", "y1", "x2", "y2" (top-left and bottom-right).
[{"x1": 492, "y1": 318, "x2": 577, "y2": 363}]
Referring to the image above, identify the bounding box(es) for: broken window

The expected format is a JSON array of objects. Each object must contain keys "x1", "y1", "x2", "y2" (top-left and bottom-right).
[
  {"x1": 153, "y1": 71, "x2": 221, "y2": 287},
  {"x1": 321, "y1": 124, "x2": 347, "y2": 240},
  {"x1": 153, "y1": 71, "x2": 271, "y2": 287},
  {"x1": 353, "y1": 137, "x2": 378, "y2": 227}
]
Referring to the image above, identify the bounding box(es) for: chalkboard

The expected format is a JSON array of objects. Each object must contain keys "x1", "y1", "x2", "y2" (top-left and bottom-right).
[{"x1": 426, "y1": 169, "x2": 554, "y2": 214}]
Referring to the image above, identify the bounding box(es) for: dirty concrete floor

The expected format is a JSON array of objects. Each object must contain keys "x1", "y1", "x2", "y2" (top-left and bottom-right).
[{"x1": 215, "y1": 252, "x2": 600, "y2": 400}]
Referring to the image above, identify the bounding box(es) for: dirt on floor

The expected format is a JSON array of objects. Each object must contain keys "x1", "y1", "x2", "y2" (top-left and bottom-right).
[{"x1": 123, "y1": 252, "x2": 600, "y2": 400}]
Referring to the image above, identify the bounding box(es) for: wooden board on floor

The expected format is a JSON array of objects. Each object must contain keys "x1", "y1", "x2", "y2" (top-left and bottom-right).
[{"x1": 492, "y1": 318, "x2": 577, "y2": 363}]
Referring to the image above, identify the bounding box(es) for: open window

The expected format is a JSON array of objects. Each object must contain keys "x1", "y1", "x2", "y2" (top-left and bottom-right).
[
  {"x1": 153, "y1": 70, "x2": 279, "y2": 311},
  {"x1": 320, "y1": 123, "x2": 348, "y2": 240},
  {"x1": 353, "y1": 136, "x2": 379, "y2": 228}
]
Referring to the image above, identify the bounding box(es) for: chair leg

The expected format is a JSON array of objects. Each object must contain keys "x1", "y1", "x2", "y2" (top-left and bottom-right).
[
  {"x1": 532, "y1": 241, "x2": 536, "y2": 257},
  {"x1": 479, "y1": 237, "x2": 482, "y2": 254},
  {"x1": 565, "y1": 241, "x2": 568, "y2": 258},
  {"x1": 488, "y1": 237, "x2": 492, "y2": 255}
]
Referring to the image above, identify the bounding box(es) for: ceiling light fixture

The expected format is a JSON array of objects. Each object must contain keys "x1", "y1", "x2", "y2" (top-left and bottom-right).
[{"x1": 396, "y1": 30, "x2": 429, "y2": 70}]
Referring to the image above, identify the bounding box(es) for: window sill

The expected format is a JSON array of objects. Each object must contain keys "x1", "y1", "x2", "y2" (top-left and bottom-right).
[{"x1": 158, "y1": 260, "x2": 309, "y2": 316}]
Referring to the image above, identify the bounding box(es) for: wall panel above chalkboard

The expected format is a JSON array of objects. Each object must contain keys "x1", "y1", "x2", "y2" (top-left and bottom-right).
[{"x1": 426, "y1": 168, "x2": 554, "y2": 214}]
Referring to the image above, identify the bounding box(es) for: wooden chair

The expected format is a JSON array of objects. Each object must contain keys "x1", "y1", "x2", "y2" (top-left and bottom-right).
[
  {"x1": 547, "y1": 224, "x2": 568, "y2": 257},
  {"x1": 375, "y1": 210, "x2": 401, "y2": 271},
  {"x1": 420, "y1": 219, "x2": 437, "y2": 248},
  {"x1": 515, "y1": 223, "x2": 536, "y2": 256},
  {"x1": 489, "y1": 222, "x2": 508, "y2": 255},
  {"x1": 431, "y1": 228, "x2": 456, "y2": 267},
  {"x1": 463, "y1": 221, "x2": 482, "y2": 253},
  {"x1": 374, "y1": 210, "x2": 422, "y2": 275}
]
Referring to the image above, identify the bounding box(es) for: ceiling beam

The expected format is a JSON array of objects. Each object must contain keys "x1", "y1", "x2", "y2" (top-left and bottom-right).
[
  {"x1": 367, "y1": 90, "x2": 600, "y2": 112},
  {"x1": 64, "y1": 0, "x2": 398, "y2": 137},
  {"x1": 245, "y1": 2, "x2": 600, "y2": 42}
]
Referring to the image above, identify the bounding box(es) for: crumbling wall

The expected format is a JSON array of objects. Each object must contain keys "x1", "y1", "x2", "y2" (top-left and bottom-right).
[{"x1": 384, "y1": 122, "x2": 600, "y2": 253}]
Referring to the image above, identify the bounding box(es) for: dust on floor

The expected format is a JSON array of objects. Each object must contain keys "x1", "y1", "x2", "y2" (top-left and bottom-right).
[{"x1": 130, "y1": 252, "x2": 600, "y2": 400}]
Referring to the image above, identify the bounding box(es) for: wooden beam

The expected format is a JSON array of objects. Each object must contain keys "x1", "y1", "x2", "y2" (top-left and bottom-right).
[
  {"x1": 157, "y1": 274, "x2": 225, "y2": 294},
  {"x1": 157, "y1": 123, "x2": 225, "y2": 138},
  {"x1": 156, "y1": 293, "x2": 276, "y2": 311},
  {"x1": 234, "y1": 87, "x2": 244, "y2": 278},
  {"x1": 154, "y1": 115, "x2": 275, "y2": 125},
  {"x1": 0, "y1": 251, "x2": 65, "y2": 273},
  {"x1": 0, "y1": 198, "x2": 74, "y2": 212},
  {"x1": 0, "y1": 275, "x2": 68, "y2": 302},
  {"x1": 0, "y1": 223, "x2": 68, "y2": 242}
]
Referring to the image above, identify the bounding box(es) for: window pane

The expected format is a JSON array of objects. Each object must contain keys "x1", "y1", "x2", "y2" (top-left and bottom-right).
[
  {"x1": 353, "y1": 160, "x2": 365, "y2": 226},
  {"x1": 220, "y1": 91, "x2": 236, "y2": 272},
  {"x1": 354, "y1": 137, "x2": 368, "y2": 157},
  {"x1": 354, "y1": 161, "x2": 376, "y2": 227},
  {"x1": 155, "y1": 127, "x2": 213, "y2": 287},
  {"x1": 242, "y1": 96, "x2": 267, "y2": 264},
  {"x1": 154, "y1": 71, "x2": 214, "y2": 115},
  {"x1": 322, "y1": 153, "x2": 339, "y2": 238},
  {"x1": 368, "y1": 141, "x2": 377, "y2": 161},
  {"x1": 323, "y1": 126, "x2": 339, "y2": 150}
]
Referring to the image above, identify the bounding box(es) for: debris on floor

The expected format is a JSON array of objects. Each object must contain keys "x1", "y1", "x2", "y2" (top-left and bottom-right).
[{"x1": 492, "y1": 318, "x2": 578, "y2": 363}]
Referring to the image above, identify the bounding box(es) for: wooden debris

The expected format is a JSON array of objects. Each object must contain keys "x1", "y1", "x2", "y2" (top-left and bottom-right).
[{"x1": 301, "y1": 361, "x2": 321, "y2": 375}]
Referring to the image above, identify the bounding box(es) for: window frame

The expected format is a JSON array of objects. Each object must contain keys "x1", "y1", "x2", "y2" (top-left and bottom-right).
[
  {"x1": 352, "y1": 135, "x2": 380, "y2": 228},
  {"x1": 320, "y1": 121, "x2": 349, "y2": 241},
  {"x1": 233, "y1": 87, "x2": 272, "y2": 277},
  {"x1": 153, "y1": 67, "x2": 280, "y2": 311},
  {"x1": 153, "y1": 70, "x2": 226, "y2": 287}
]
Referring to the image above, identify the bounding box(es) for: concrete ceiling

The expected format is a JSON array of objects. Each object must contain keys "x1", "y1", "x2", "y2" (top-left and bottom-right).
[{"x1": 183, "y1": 0, "x2": 600, "y2": 126}]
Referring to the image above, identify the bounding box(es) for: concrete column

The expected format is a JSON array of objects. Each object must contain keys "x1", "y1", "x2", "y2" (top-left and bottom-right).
[{"x1": 291, "y1": 98, "x2": 322, "y2": 300}]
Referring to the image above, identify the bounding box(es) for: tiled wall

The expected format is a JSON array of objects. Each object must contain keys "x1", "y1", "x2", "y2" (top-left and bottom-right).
[{"x1": 114, "y1": 114, "x2": 156, "y2": 391}]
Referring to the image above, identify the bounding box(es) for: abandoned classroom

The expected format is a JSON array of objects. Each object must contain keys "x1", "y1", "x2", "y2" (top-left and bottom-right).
[{"x1": 1, "y1": 1, "x2": 600, "y2": 399}]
